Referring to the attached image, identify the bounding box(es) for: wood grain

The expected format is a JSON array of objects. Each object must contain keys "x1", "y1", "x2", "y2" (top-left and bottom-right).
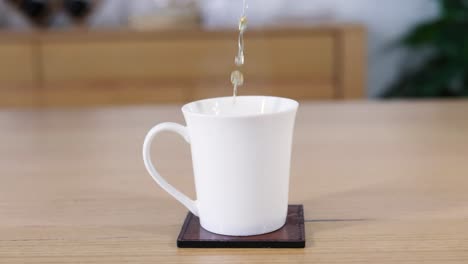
[{"x1": 1, "y1": 100, "x2": 468, "y2": 263}]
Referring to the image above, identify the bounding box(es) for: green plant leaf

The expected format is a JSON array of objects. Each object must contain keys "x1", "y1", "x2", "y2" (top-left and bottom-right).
[
  {"x1": 384, "y1": 0, "x2": 468, "y2": 98},
  {"x1": 382, "y1": 55, "x2": 466, "y2": 98},
  {"x1": 402, "y1": 20, "x2": 443, "y2": 47},
  {"x1": 440, "y1": 0, "x2": 468, "y2": 21}
]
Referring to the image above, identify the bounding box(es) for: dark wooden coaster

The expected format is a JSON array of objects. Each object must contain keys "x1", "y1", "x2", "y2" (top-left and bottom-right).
[{"x1": 177, "y1": 205, "x2": 305, "y2": 248}]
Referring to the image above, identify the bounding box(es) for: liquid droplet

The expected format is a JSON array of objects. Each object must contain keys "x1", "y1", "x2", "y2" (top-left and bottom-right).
[
  {"x1": 235, "y1": 53, "x2": 244, "y2": 66},
  {"x1": 231, "y1": 70, "x2": 244, "y2": 86},
  {"x1": 239, "y1": 16, "x2": 247, "y2": 32}
]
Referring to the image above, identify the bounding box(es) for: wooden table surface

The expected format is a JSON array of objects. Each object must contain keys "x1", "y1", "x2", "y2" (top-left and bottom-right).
[{"x1": 1, "y1": 100, "x2": 468, "y2": 263}]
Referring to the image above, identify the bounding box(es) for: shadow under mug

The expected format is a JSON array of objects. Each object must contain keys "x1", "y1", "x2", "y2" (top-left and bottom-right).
[{"x1": 143, "y1": 96, "x2": 299, "y2": 236}]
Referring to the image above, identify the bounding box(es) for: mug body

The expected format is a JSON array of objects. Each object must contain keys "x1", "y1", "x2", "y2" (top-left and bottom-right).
[{"x1": 182, "y1": 96, "x2": 298, "y2": 236}]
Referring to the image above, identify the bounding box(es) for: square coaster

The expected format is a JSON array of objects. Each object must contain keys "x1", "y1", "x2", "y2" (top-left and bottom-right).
[{"x1": 177, "y1": 205, "x2": 305, "y2": 248}]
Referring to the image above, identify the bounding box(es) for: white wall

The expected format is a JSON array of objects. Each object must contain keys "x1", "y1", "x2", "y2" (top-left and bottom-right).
[{"x1": 200, "y1": 0, "x2": 440, "y2": 97}]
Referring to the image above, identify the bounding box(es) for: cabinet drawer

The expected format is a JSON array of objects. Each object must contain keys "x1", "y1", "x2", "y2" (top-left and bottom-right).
[{"x1": 41, "y1": 31, "x2": 335, "y2": 102}]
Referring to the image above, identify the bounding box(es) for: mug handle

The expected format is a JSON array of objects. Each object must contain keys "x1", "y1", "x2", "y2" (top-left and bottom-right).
[{"x1": 142, "y1": 123, "x2": 199, "y2": 216}]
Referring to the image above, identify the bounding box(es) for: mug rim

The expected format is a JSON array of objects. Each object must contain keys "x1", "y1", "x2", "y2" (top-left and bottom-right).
[{"x1": 181, "y1": 96, "x2": 299, "y2": 118}]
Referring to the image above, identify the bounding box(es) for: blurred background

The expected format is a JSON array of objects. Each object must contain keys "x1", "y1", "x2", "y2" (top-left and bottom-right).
[{"x1": 0, "y1": 0, "x2": 466, "y2": 107}]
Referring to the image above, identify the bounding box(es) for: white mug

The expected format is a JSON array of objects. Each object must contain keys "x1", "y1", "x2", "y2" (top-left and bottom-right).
[{"x1": 143, "y1": 96, "x2": 299, "y2": 236}]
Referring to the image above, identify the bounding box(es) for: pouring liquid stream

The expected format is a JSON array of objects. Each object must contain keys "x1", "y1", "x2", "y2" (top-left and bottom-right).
[{"x1": 231, "y1": 0, "x2": 248, "y2": 104}]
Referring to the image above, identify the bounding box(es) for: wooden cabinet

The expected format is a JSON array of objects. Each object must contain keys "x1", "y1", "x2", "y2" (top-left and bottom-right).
[
  {"x1": 0, "y1": 35, "x2": 38, "y2": 107},
  {"x1": 0, "y1": 25, "x2": 366, "y2": 107}
]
